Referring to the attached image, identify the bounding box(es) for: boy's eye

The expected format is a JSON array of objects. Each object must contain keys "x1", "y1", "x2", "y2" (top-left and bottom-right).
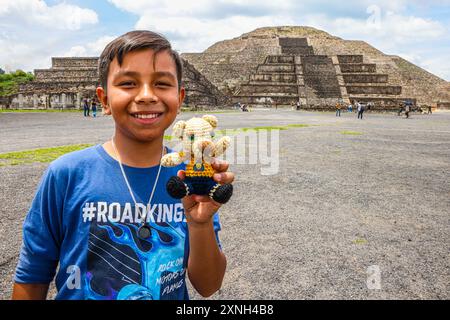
[
  {"x1": 155, "y1": 82, "x2": 172, "y2": 87},
  {"x1": 118, "y1": 81, "x2": 136, "y2": 87},
  {"x1": 189, "y1": 134, "x2": 195, "y2": 141}
]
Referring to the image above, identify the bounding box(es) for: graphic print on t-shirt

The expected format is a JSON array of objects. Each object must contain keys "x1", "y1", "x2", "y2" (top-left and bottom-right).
[{"x1": 84, "y1": 201, "x2": 187, "y2": 300}]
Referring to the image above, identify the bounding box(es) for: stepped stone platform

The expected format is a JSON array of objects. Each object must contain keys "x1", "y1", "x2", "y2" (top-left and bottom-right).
[
  {"x1": 6, "y1": 57, "x2": 228, "y2": 109},
  {"x1": 232, "y1": 38, "x2": 408, "y2": 110},
  {"x1": 182, "y1": 26, "x2": 450, "y2": 110}
]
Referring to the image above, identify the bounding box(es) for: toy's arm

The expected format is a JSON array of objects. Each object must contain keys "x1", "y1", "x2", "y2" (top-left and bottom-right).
[
  {"x1": 161, "y1": 151, "x2": 188, "y2": 167},
  {"x1": 213, "y1": 136, "x2": 231, "y2": 157}
]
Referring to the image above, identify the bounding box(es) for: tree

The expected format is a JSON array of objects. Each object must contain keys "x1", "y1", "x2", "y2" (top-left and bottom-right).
[{"x1": 0, "y1": 70, "x2": 35, "y2": 97}]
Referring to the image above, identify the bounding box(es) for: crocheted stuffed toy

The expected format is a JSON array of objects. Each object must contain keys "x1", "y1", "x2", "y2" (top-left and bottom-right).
[{"x1": 161, "y1": 115, "x2": 233, "y2": 204}]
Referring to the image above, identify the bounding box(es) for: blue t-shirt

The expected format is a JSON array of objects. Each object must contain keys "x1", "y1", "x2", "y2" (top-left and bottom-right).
[{"x1": 14, "y1": 144, "x2": 222, "y2": 300}]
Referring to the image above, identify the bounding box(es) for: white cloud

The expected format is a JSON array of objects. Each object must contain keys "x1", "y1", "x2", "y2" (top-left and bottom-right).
[
  {"x1": 63, "y1": 36, "x2": 117, "y2": 57},
  {"x1": 0, "y1": 0, "x2": 98, "y2": 31},
  {"x1": 0, "y1": 0, "x2": 99, "y2": 72}
]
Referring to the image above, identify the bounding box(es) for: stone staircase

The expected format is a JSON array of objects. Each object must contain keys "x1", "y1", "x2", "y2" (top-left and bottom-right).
[
  {"x1": 234, "y1": 54, "x2": 299, "y2": 107},
  {"x1": 337, "y1": 55, "x2": 414, "y2": 109},
  {"x1": 233, "y1": 38, "x2": 416, "y2": 109}
]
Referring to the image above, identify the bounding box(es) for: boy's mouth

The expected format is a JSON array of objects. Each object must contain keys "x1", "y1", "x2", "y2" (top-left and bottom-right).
[
  {"x1": 130, "y1": 113, "x2": 162, "y2": 119},
  {"x1": 129, "y1": 111, "x2": 164, "y2": 125}
]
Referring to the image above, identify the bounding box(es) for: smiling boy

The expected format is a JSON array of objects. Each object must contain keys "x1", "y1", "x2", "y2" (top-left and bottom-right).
[{"x1": 12, "y1": 30, "x2": 232, "y2": 300}]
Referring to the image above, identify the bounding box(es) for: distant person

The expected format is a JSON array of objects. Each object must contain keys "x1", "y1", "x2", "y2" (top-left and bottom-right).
[
  {"x1": 296, "y1": 101, "x2": 301, "y2": 111},
  {"x1": 335, "y1": 102, "x2": 341, "y2": 117},
  {"x1": 405, "y1": 103, "x2": 411, "y2": 119},
  {"x1": 427, "y1": 105, "x2": 432, "y2": 115},
  {"x1": 347, "y1": 103, "x2": 353, "y2": 113},
  {"x1": 91, "y1": 99, "x2": 97, "y2": 118},
  {"x1": 83, "y1": 98, "x2": 90, "y2": 117},
  {"x1": 357, "y1": 102, "x2": 364, "y2": 119},
  {"x1": 397, "y1": 104, "x2": 404, "y2": 116}
]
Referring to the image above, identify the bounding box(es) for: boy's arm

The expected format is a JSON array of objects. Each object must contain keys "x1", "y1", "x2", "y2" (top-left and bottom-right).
[
  {"x1": 13, "y1": 165, "x2": 64, "y2": 298},
  {"x1": 12, "y1": 283, "x2": 49, "y2": 300},
  {"x1": 187, "y1": 220, "x2": 227, "y2": 297},
  {"x1": 178, "y1": 160, "x2": 233, "y2": 297}
]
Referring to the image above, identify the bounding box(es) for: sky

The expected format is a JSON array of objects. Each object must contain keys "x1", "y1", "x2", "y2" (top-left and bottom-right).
[{"x1": 0, "y1": 0, "x2": 449, "y2": 81}]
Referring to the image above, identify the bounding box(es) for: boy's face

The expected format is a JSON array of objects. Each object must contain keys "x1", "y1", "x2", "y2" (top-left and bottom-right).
[{"x1": 97, "y1": 48, "x2": 184, "y2": 143}]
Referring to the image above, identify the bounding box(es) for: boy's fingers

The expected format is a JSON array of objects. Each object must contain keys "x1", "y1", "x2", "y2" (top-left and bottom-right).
[
  {"x1": 211, "y1": 160, "x2": 229, "y2": 173},
  {"x1": 181, "y1": 195, "x2": 197, "y2": 213},
  {"x1": 213, "y1": 172, "x2": 235, "y2": 184},
  {"x1": 177, "y1": 170, "x2": 186, "y2": 180},
  {"x1": 192, "y1": 195, "x2": 211, "y2": 203}
]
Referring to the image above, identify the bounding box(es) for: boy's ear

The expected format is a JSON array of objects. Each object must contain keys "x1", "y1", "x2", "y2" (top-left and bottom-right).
[
  {"x1": 96, "y1": 86, "x2": 111, "y2": 115},
  {"x1": 172, "y1": 120, "x2": 186, "y2": 139},
  {"x1": 178, "y1": 86, "x2": 185, "y2": 113}
]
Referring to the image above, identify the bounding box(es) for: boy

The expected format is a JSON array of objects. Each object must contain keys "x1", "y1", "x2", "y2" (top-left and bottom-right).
[{"x1": 12, "y1": 30, "x2": 232, "y2": 300}]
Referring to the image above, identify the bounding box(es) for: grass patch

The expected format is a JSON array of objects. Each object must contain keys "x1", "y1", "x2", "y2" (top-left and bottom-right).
[
  {"x1": 285, "y1": 124, "x2": 312, "y2": 128},
  {"x1": 0, "y1": 144, "x2": 93, "y2": 167},
  {"x1": 352, "y1": 238, "x2": 368, "y2": 245},
  {"x1": 341, "y1": 130, "x2": 363, "y2": 135},
  {"x1": 241, "y1": 126, "x2": 288, "y2": 131}
]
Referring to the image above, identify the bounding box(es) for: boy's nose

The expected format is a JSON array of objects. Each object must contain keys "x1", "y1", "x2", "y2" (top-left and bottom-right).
[{"x1": 135, "y1": 84, "x2": 158, "y2": 104}]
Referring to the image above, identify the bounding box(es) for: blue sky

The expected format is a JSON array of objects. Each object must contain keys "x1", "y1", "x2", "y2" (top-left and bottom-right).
[{"x1": 1, "y1": 0, "x2": 449, "y2": 80}]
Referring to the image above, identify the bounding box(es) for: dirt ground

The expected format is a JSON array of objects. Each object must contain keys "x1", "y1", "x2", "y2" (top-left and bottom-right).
[{"x1": 1, "y1": 109, "x2": 449, "y2": 299}]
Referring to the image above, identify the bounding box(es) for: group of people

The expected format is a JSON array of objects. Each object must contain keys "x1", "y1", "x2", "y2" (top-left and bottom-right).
[
  {"x1": 82, "y1": 97, "x2": 98, "y2": 117},
  {"x1": 235, "y1": 102, "x2": 249, "y2": 112},
  {"x1": 398, "y1": 102, "x2": 432, "y2": 118},
  {"x1": 335, "y1": 101, "x2": 369, "y2": 119}
]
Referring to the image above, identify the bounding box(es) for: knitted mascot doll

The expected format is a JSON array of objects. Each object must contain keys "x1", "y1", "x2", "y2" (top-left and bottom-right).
[{"x1": 161, "y1": 115, "x2": 233, "y2": 204}]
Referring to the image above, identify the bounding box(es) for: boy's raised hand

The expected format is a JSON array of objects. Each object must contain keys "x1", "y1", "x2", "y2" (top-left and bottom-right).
[{"x1": 177, "y1": 160, "x2": 234, "y2": 226}]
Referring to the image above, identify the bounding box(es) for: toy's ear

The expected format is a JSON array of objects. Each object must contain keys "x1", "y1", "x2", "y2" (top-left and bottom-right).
[
  {"x1": 172, "y1": 120, "x2": 186, "y2": 139},
  {"x1": 202, "y1": 115, "x2": 218, "y2": 129}
]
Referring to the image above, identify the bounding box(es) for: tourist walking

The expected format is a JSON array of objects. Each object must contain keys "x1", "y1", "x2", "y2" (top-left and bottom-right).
[
  {"x1": 347, "y1": 103, "x2": 353, "y2": 113},
  {"x1": 357, "y1": 102, "x2": 364, "y2": 119},
  {"x1": 427, "y1": 105, "x2": 432, "y2": 114},
  {"x1": 296, "y1": 100, "x2": 301, "y2": 111},
  {"x1": 91, "y1": 98, "x2": 97, "y2": 118},
  {"x1": 405, "y1": 103, "x2": 411, "y2": 119},
  {"x1": 397, "y1": 104, "x2": 404, "y2": 116},
  {"x1": 83, "y1": 98, "x2": 90, "y2": 117},
  {"x1": 335, "y1": 102, "x2": 342, "y2": 117}
]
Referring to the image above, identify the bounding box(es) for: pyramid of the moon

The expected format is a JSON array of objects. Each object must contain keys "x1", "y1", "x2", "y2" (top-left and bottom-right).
[{"x1": 182, "y1": 26, "x2": 450, "y2": 110}]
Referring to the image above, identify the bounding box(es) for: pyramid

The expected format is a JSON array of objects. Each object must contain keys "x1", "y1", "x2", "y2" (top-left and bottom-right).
[{"x1": 182, "y1": 26, "x2": 450, "y2": 110}]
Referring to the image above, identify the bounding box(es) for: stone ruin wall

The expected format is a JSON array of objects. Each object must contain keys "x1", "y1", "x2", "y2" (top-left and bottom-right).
[
  {"x1": 181, "y1": 59, "x2": 230, "y2": 108},
  {"x1": 8, "y1": 57, "x2": 99, "y2": 109},
  {"x1": 6, "y1": 57, "x2": 227, "y2": 110}
]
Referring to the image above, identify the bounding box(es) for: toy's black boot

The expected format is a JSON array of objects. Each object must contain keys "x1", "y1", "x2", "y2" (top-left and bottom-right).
[
  {"x1": 210, "y1": 183, "x2": 233, "y2": 204},
  {"x1": 167, "y1": 176, "x2": 188, "y2": 199}
]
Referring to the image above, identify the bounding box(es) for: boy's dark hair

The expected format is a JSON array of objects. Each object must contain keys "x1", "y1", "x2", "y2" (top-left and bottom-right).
[{"x1": 98, "y1": 30, "x2": 183, "y2": 92}]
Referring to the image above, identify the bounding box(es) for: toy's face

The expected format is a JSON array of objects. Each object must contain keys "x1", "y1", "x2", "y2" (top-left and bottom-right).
[{"x1": 182, "y1": 117, "x2": 215, "y2": 154}]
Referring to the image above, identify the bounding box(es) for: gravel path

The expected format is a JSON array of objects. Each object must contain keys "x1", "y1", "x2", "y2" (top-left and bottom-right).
[{"x1": 1, "y1": 109, "x2": 449, "y2": 299}]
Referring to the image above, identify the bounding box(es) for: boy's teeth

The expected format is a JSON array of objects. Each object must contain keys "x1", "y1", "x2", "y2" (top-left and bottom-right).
[{"x1": 133, "y1": 113, "x2": 159, "y2": 119}]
